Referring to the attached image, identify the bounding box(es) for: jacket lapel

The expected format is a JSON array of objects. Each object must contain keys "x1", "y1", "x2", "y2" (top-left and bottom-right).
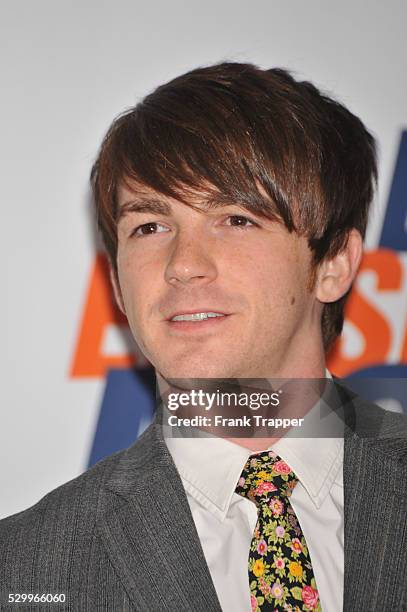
[
  {"x1": 343, "y1": 393, "x2": 407, "y2": 611},
  {"x1": 97, "y1": 422, "x2": 222, "y2": 611}
]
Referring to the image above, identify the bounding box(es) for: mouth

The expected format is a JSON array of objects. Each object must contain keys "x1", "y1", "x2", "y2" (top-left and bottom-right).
[{"x1": 166, "y1": 310, "x2": 231, "y2": 332}]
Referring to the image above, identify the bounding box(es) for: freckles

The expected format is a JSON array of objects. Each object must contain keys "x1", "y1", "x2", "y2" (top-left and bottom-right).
[{"x1": 290, "y1": 296, "x2": 296, "y2": 305}]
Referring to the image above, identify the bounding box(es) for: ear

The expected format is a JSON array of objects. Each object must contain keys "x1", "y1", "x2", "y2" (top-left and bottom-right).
[
  {"x1": 108, "y1": 261, "x2": 126, "y2": 316},
  {"x1": 315, "y1": 229, "x2": 363, "y2": 304}
]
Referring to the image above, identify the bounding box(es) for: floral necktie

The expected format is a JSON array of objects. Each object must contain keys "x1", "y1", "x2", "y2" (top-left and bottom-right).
[{"x1": 235, "y1": 450, "x2": 321, "y2": 612}]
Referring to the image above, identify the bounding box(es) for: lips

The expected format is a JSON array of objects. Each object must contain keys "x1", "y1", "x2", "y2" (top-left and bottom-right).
[
  {"x1": 166, "y1": 309, "x2": 228, "y2": 321},
  {"x1": 166, "y1": 314, "x2": 230, "y2": 333}
]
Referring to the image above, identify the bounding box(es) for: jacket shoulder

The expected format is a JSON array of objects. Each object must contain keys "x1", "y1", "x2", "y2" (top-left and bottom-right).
[
  {"x1": 335, "y1": 379, "x2": 407, "y2": 463},
  {"x1": 0, "y1": 423, "x2": 157, "y2": 549},
  {"x1": 0, "y1": 425, "x2": 160, "y2": 596}
]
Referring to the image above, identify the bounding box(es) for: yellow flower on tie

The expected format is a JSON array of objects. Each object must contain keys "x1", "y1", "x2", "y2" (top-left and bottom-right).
[
  {"x1": 288, "y1": 561, "x2": 303, "y2": 577},
  {"x1": 253, "y1": 559, "x2": 265, "y2": 577},
  {"x1": 256, "y1": 470, "x2": 270, "y2": 481}
]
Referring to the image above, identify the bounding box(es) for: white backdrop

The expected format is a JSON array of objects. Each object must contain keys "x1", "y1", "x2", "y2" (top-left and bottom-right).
[{"x1": 2, "y1": 0, "x2": 406, "y2": 518}]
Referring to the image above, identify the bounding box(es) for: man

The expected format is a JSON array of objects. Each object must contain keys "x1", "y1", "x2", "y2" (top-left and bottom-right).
[{"x1": 1, "y1": 62, "x2": 406, "y2": 611}]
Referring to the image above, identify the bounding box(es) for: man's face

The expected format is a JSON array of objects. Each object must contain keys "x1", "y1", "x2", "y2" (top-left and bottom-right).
[{"x1": 113, "y1": 184, "x2": 323, "y2": 380}]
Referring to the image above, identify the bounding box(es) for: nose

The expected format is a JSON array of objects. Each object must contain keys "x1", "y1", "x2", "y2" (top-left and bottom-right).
[{"x1": 164, "y1": 229, "x2": 218, "y2": 286}]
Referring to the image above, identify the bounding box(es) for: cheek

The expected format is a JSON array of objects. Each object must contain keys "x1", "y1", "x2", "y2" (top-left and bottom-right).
[
  {"x1": 254, "y1": 258, "x2": 295, "y2": 295},
  {"x1": 247, "y1": 251, "x2": 309, "y2": 313},
  {"x1": 117, "y1": 255, "x2": 152, "y2": 319}
]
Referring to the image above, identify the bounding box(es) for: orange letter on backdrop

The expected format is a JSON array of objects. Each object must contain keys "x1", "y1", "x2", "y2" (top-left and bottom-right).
[
  {"x1": 70, "y1": 254, "x2": 137, "y2": 377},
  {"x1": 328, "y1": 249, "x2": 403, "y2": 377}
]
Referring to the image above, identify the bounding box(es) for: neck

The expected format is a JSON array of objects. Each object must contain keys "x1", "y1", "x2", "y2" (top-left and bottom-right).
[{"x1": 156, "y1": 367, "x2": 330, "y2": 453}]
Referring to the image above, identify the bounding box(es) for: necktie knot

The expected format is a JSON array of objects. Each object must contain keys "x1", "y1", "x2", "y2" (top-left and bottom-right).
[{"x1": 236, "y1": 450, "x2": 298, "y2": 507}]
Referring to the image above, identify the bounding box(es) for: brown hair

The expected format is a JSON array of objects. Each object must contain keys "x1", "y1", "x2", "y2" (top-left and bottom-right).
[{"x1": 91, "y1": 61, "x2": 377, "y2": 351}]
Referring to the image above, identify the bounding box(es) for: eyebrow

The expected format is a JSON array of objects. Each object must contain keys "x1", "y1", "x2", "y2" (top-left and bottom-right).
[
  {"x1": 117, "y1": 198, "x2": 172, "y2": 219},
  {"x1": 116, "y1": 195, "x2": 240, "y2": 220}
]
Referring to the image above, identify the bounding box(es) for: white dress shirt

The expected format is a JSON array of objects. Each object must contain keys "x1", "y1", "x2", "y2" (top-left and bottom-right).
[{"x1": 164, "y1": 377, "x2": 344, "y2": 612}]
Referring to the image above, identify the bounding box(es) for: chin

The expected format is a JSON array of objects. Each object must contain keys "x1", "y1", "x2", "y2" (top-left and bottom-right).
[{"x1": 159, "y1": 360, "x2": 234, "y2": 381}]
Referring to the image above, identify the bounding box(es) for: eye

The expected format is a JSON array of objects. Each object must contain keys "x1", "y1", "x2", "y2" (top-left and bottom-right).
[
  {"x1": 130, "y1": 222, "x2": 169, "y2": 237},
  {"x1": 225, "y1": 215, "x2": 258, "y2": 228}
]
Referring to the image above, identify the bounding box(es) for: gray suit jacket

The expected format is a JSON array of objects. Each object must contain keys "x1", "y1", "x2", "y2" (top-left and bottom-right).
[{"x1": 0, "y1": 382, "x2": 406, "y2": 611}]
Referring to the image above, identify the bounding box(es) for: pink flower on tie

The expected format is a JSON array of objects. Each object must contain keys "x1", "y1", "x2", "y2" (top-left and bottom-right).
[
  {"x1": 250, "y1": 594, "x2": 257, "y2": 611},
  {"x1": 270, "y1": 582, "x2": 284, "y2": 598},
  {"x1": 238, "y1": 476, "x2": 245, "y2": 487},
  {"x1": 275, "y1": 525, "x2": 285, "y2": 538},
  {"x1": 291, "y1": 538, "x2": 302, "y2": 553},
  {"x1": 255, "y1": 481, "x2": 277, "y2": 495},
  {"x1": 273, "y1": 460, "x2": 292, "y2": 474},
  {"x1": 257, "y1": 539, "x2": 267, "y2": 555},
  {"x1": 269, "y1": 498, "x2": 284, "y2": 516},
  {"x1": 274, "y1": 556, "x2": 285, "y2": 570},
  {"x1": 302, "y1": 585, "x2": 319, "y2": 609}
]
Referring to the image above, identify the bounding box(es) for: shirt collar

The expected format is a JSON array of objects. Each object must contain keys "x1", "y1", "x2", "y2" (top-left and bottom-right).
[
  {"x1": 165, "y1": 434, "x2": 252, "y2": 521},
  {"x1": 271, "y1": 433, "x2": 343, "y2": 509}
]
